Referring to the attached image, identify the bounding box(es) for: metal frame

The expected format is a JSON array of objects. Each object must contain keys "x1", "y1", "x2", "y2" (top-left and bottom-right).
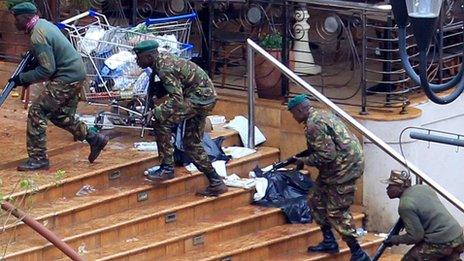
[{"x1": 246, "y1": 38, "x2": 464, "y2": 213}]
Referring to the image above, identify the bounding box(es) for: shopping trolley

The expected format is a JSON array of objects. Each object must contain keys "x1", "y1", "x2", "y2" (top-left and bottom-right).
[{"x1": 58, "y1": 10, "x2": 197, "y2": 136}]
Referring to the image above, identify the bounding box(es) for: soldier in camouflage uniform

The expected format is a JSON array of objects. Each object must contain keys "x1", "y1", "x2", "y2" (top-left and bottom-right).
[
  {"x1": 288, "y1": 94, "x2": 370, "y2": 261},
  {"x1": 9, "y1": 2, "x2": 109, "y2": 171},
  {"x1": 133, "y1": 40, "x2": 227, "y2": 197},
  {"x1": 383, "y1": 170, "x2": 464, "y2": 260}
]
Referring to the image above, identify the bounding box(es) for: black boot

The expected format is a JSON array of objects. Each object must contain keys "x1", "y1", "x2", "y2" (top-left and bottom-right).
[
  {"x1": 17, "y1": 158, "x2": 50, "y2": 171},
  {"x1": 196, "y1": 171, "x2": 228, "y2": 197},
  {"x1": 345, "y1": 236, "x2": 371, "y2": 261},
  {"x1": 146, "y1": 164, "x2": 175, "y2": 181},
  {"x1": 308, "y1": 226, "x2": 340, "y2": 254},
  {"x1": 85, "y1": 131, "x2": 109, "y2": 163}
]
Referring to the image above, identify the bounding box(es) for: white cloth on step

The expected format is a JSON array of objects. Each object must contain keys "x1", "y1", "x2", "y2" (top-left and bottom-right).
[
  {"x1": 224, "y1": 174, "x2": 255, "y2": 189},
  {"x1": 222, "y1": 146, "x2": 256, "y2": 159},
  {"x1": 253, "y1": 177, "x2": 269, "y2": 201},
  {"x1": 224, "y1": 116, "x2": 266, "y2": 147}
]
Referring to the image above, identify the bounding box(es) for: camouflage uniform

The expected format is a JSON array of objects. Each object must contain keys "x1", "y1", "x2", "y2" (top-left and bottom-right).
[
  {"x1": 402, "y1": 234, "x2": 464, "y2": 261},
  {"x1": 150, "y1": 52, "x2": 217, "y2": 174},
  {"x1": 27, "y1": 81, "x2": 87, "y2": 160},
  {"x1": 19, "y1": 19, "x2": 87, "y2": 161},
  {"x1": 301, "y1": 107, "x2": 364, "y2": 238}
]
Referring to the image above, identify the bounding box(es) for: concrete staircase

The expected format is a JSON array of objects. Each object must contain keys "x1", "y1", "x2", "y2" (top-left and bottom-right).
[{"x1": 0, "y1": 98, "x2": 385, "y2": 260}]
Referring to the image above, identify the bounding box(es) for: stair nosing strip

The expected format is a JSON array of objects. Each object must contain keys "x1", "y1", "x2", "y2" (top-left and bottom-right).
[
  {"x1": 3, "y1": 188, "x2": 252, "y2": 259},
  {"x1": 6, "y1": 155, "x2": 157, "y2": 200},
  {"x1": 189, "y1": 213, "x2": 366, "y2": 261},
  {"x1": 3, "y1": 147, "x2": 278, "y2": 230},
  {"x1": 95, "y1": 207, "x2": 282, "y2": 261}
]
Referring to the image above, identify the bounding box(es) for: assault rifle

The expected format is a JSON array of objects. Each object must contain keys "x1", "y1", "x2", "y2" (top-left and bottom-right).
[
  {"x1": 372, "y1": 218, "x2": 404, "y2": 261},
  {"x1": 264, "y1": 149, "x2": 310, "y2": 174},
  {"x1": 0, "y1": 51, "x2": 34, "y2": 108}
]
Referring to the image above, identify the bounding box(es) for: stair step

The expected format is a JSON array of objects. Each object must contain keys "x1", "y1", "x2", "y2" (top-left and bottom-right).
[
  {"x1": 83, "y1": 204, "x2": 285, "y2": 261},
  {"x1": 0, "y1": 147, "x2": 279, "y2": 250},
  {"x1": 163, "y1": 212, "x2": 366, "y2": 261},
  {"x1": 0, "y1": 128, "x2": 246, "y2": 229},
  {"x1": 0, "y1": 117, "x2": 83, "y2": 170},
  {"x1": 4, "y1": 188, "x2": 260, "y2": 260},
  {"x1": 1, "y1": 127, "x2": 239, "y2": 204},
  {"x1": 379, "y1": 252, "x2": 403, "y2": 260},
  {"x1": 270, "y1": 233, "x2": 384, "y2": 260}
]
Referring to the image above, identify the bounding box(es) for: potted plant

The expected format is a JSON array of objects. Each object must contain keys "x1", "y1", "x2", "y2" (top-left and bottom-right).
[{"x1": 254, "y1": 31, "x2": 295, "y2": 100}]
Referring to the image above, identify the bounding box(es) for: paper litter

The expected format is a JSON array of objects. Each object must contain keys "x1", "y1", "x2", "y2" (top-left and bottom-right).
[
  {"x1": 224, "y1": 116, "x2": 266, "y2": 147},
  {"x1": 222, "y1": 146, "x2": 256, "y2": 159},
  {"x1": 224, "y1": 174, "x2": 256, "y2": 189},
  {"x1": 134, "y1": 142, "x2": 158, "y2": 152},
  {"x1": 76, "y1": 185, "x2": 96, "y2": 197}
]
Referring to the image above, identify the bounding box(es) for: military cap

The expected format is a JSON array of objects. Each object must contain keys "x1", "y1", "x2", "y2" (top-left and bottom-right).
[
  {"x1": 10, "y1": 2, "x2": 37, "y2": 15},
  {"x1": 381, "y1": 170, "x2": 411, "y2": 187},
  {"x1": 133, "y1": 40, "x2": 159, "y2": 54},
  {"x1": 287, "y1": 94, "x2": 310, "y2": 110}
]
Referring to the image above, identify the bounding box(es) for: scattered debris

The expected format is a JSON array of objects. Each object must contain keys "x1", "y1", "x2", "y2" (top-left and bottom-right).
[
  {"x1": 224, "y1": 174, "x2": 255, "y2": 189},
  {"x1": 126, "y1": 237, "x2": 139, "y2": 243},
  {"x1": 375, "y1": 232, "x2": 389, "y2": 238},
  {"x1": 356, "y1": 228, "x2": 367, "y2": 237},
  {"x1": 77, "y1": 243, "x2": 88, "y2": 254},
  {"x1": 134, "y1": 142, "x2": 158, "y2": 151},
  {"x1": 76, "y1": 185, "x2": 96, "y2": 197},
  {"x1": 224, "y1": 115, "x2": 266, "y2": 147},
  {"x1": 223, "y1": 146, "x2": 256, "y2": 159}
]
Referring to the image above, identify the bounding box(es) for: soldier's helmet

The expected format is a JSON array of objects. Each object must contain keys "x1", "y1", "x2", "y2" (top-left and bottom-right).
[{"x1": 381, "y1": 170, "x2": 411, "y2": 187}]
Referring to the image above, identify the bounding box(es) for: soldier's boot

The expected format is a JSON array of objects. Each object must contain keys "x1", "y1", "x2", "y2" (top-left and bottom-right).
[
  {"x1": 345, "y1": 236, "x2": 371, "y2": 261},
  {"x1": 308, "y1": 226, "x2": 340, "y2": 253},
  {"x1": 146, "y1": 164, "x2": 175, "y2": 181},
  {"x1": 85, "y1": 131, "x2": 109, "y2": 163},
  {"x1": 196, "y1": 171, "x2": 228, "y2": 197},
  {"x1": 17, "y1": 158, "x2": 50, "y2": 171}
]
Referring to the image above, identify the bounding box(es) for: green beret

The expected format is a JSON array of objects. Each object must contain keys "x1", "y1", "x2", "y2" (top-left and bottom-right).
[
  {"x1": 10, "y1": 2, "x2": 37, "y2": 15},
  {"x1": 6, "y1": 0, "x2": 34, "y2": 10},
  {"x1": 133, "y1": 40, "x2": 159, "y2": 54},
  {"x1": 287, "y1": 94, "x2": 310, "y2": 110}
]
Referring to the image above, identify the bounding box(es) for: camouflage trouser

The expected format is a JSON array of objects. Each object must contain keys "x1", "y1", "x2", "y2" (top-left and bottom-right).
[
  {"x1": 402, "y1": 234, "x2": 464, "y2": 261},
  {"x1": 27, "y1": 81, "x2": 88, "y2": 160},
  {"x1": 152, "y1": 100, "x2": 216, "y2": 174},
  {"x1": 309, "y1": 178, "x2": 358, "y2": 238}
]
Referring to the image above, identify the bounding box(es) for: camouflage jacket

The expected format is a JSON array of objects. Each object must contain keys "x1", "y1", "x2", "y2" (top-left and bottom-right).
[
  {"x1": 150, "y1": 52, "x2": 216, "y2": 117},
  {"x1": 20, "y1": 19, "x2": 86, "y2": 84},
  {"x1": 301, "y1": 107, "x2": 364, "y2": 184}
]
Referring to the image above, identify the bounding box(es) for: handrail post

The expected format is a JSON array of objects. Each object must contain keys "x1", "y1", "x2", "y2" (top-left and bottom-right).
[{"x1": 247, "y1": 42, "x2": 256, "y2": 149}]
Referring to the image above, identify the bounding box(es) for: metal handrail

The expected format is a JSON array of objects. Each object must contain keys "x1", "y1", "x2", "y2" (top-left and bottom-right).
[{"x1": 246, "y1": 38, "x2": 464, "y2": 213}]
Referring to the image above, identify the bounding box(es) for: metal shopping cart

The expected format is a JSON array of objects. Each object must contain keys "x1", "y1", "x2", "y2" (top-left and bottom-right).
[{"x1": 59, "y1": 10, "x2": 196, "y2": 136}]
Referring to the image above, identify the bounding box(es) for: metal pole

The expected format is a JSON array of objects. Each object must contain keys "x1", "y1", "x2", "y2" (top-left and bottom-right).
[
  {"x1": 131, "y1": 0, "x2": 138, "y2": 26},
  {"x1": 247, "y1": 45, "x2": 255, "y2": 149},
  {"x1": 247, "y1": 38, "x2": 464, "y2": 213},
  {"x1": 360, "y1": 11, "x2": 368, "y2": 115},
  {"x1": 207, "y1": 0, "x2": 214, "y2": 76},
  {"x1": 281, "y1": 0, "x2": 290, "y2": 97},
  {"x1": 438, "y1": 11, "x2": 444, "y2": 83},
  {"x1": 1, "y1": 202, "x2": 84, "y2": 261}
]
